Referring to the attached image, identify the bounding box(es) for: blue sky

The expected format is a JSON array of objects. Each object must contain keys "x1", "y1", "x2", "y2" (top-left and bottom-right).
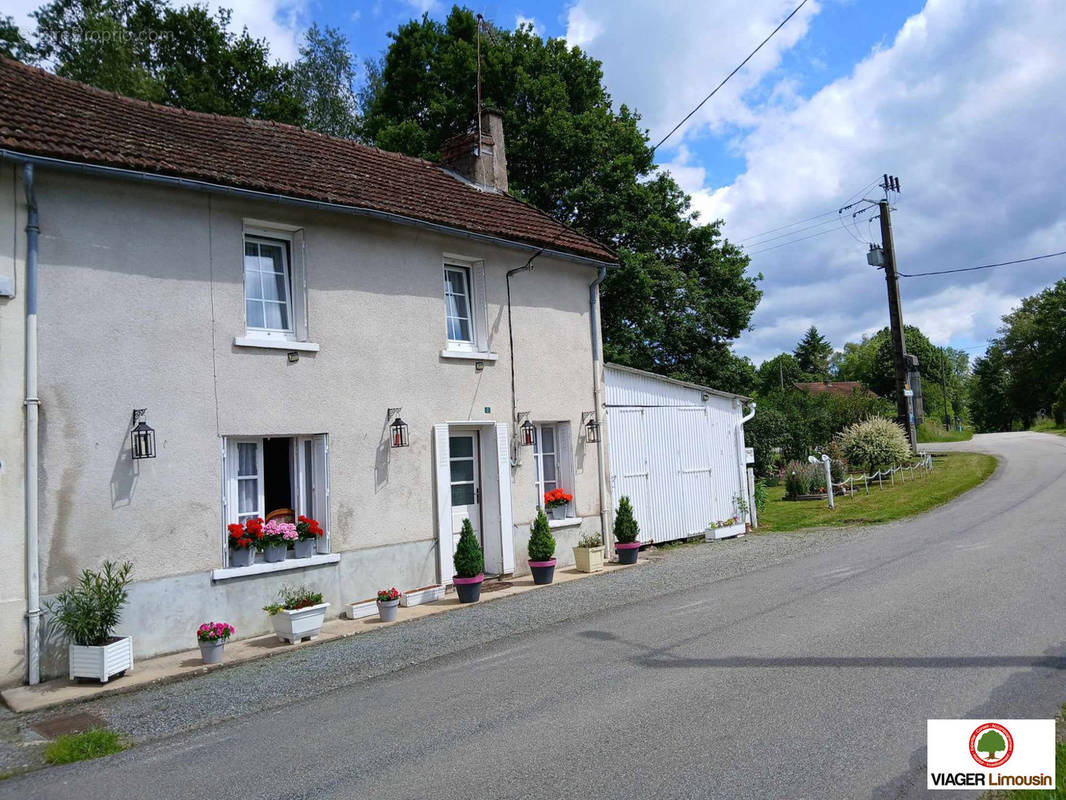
[{"x1": 8, "y1": 0, "x2": 1063, "y2": 365}]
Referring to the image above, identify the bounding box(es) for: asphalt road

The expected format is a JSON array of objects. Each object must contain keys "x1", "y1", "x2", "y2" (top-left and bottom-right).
[{"x1": 6, "y1": 432, "x2": 1066, "y2": 800}]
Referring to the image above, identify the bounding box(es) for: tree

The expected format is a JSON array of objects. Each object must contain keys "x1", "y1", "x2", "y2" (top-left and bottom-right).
[
  {"x1": 969, "y1": 345, "x2": 1013, "y2": 432},
  {"x1": 976, "y1": 729, "x2": 1007, "y2": 760},
  {"x1": 527, "y1": 509, "x2": 556, "y2": 562},
  {"x1": 0, "y1": 15, "x2": 33, "y2": 61},
  {"x1": 27, "y1": 0, "x2": 304, "y2": 124},
  {"x1": 453, "y1": 518, "x2": 483, "y2": 577},
  {"x1": 613, "y1": 496, "x2": 640, "y2": 544},
  {"x1": 997, "y1": 279, "x2": 1066, "y2": 427},
  {"x1": 361, "y1": 7, "x2": 761, "y2": 394},
  {"x1": 755, "y1": 353, "x2": 804, "y2": 396},
  {"x1": 793, "y1": 326, "x2": 833, "y2": 379},
  {"x1": 292, "y1": 23, "x2": 360, "y2": 138}
]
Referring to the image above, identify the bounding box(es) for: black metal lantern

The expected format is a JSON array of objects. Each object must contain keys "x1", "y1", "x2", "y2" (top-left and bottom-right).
[
  {"x1": 585, "y1": 416, "x2": 601, "y2": 443},
  {"x1": 520, "y1": 419, "x2": 536, "y2": 447},
  {"x1": 390, "y1": 417, "x2": 409, "y2": 448},
  {"x1": 130, "y1": 409, "x2": 156, "y2": 459}
]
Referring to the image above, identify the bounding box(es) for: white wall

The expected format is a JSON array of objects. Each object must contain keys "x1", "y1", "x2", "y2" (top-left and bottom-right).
[{"x1": 0, "y1": 168, "x2": 607, "y2": 681}]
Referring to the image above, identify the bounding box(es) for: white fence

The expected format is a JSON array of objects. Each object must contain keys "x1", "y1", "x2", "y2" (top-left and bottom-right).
[{"x1": 831, "y1": 453, "x2": 934, "y2": 496}]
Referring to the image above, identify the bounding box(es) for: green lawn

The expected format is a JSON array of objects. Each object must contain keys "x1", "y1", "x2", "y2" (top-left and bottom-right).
[
  {"x1": 757, "y1": 452, "x2": 996, "y2": 532},
  {"x1": 1032, "y1": 419, "x2": 1066, "y2": 437},
  {"x1": 44, "y1": 729, "x2": 124, "y2": 766},
  {"x1": 917, "y1": 421, "x2": 974, "y2": 443}
]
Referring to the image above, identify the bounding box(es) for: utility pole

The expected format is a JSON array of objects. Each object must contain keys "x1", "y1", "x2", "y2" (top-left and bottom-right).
[{"x1": 872, "y1": 175, "x2": 918, "y2": 453}]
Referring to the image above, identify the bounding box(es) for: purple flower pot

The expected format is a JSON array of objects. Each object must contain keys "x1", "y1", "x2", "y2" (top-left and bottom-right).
[
  {"x1": 615, "y1": 542, "x2": 641, "y2": 565},
  {"x1": 454, "y1": 574, "x2": 484, "y2": 603},
  {"x1": 529, "y1": 559, "x2": 557, "y2": 585}
]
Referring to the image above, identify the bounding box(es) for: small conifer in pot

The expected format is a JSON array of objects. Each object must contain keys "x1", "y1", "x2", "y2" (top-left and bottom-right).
[
  {"x1": 527, "y1": 508, "x2": 557, "y2": 585},
  {"x1": 453, "y1": 518, "x2": 484, "y2": 603}
]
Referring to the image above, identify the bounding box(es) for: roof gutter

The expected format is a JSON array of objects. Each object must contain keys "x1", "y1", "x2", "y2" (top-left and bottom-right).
[{"x1": 0, "y1": 150, "x2": 617, "y2": 269}]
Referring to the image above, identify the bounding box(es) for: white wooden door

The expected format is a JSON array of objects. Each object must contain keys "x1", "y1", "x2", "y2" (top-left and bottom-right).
[{"x1": 449, "y1": 432, "x2": 481, "y2": 559}]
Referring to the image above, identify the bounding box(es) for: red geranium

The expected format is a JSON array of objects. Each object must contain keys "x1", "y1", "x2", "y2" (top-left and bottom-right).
[
  {"x1": 543, "y1": 488, "x2": 573, "y2": 509},
  {"x1": 228, "y1": 518, "x2": 263, "y2": 550},
  {"x1": 296, "y1": 515, "x2": 324, "y2": 541}
]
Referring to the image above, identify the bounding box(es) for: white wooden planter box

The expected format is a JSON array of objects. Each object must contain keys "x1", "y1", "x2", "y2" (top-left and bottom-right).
[
  {"x1": 69, "y1": 636, "x2": 133, "y2": 682},
  {"x1": 400, "y1": 585, "x2": 444, "y2": 607},
  {"x1": 345, "y1": 598, "x2": 378, "y2": 620},
  {"x1": 706, "y1": 522, "x2": 746, "y2": 541},
  {"x1": 269, "y1": 603, "x2": 330, "y2": 643}
]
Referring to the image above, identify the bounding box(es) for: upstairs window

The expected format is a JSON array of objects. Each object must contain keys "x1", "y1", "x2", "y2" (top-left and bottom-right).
[
  {"x1": 244, "y1": 235, "x2": 294, "y2": 337},
  {"x1": 444, "y1": 264, "x2": 474, "y2": 349}
]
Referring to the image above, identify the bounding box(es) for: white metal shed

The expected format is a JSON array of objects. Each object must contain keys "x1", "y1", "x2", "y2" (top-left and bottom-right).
[{"x1": 604, "y1": 363, "x2": 754, "y2": 543}]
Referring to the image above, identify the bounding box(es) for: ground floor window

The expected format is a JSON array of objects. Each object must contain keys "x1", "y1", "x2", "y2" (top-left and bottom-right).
[
  {"x1": 533, "y1": 422, "x2": 574, "y2": 517},
  {"x1": 223, "y1": 434, "x2": 330, "y2": 566}
]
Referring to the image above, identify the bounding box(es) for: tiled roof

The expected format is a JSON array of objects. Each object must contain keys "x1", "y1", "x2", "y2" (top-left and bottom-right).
[
  {"x1": 0, "y1": 58, "x2": 616, "y2": 263},
  {"x1": 793, "y1": 381, "x2": 875, "y2": 397}
]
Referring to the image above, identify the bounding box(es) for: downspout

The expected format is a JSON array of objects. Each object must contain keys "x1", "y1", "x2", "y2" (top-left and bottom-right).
[
  {"x1": 23, "y1": 163, "x2": 41, "y2": 685},
  {"x1": 737, "y1": 400, "x2": 756, "y2": 528},
  {"x1": 506, "y1": 254, "x2": 540, "y2": 466},
  {"x1": 588, "y1": 267, "x2": 610, "y2": 549}
]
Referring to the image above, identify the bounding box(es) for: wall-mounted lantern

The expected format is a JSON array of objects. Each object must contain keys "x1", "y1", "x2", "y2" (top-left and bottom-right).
[
  {"x1": 130, "y1": 409, "x2": 156, "y2": 460},
  {"x1": 520, "y1": 418, "x2": 536, "y2": 447},
  {"x1": 583, "y1": 412, "x2": 600, "y2": 443},
  {"x1": 389, "y1": 408, "x2": 409, "y2": 448}
]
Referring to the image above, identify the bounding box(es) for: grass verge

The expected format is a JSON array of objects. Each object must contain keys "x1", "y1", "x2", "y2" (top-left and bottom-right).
[
  {"x1": 757, "y1": 452, "x2": 996, "y2": 532},
  {"x1": 1032, "y1": 419, "x2": 1066, "y2": 437},
  {"x1": 918, "y1": 421, "x2": 974, "y2": 443},
  {"x1": 44, "y1": 729, "x2": 124, "y2": 765},
  {"x1": 983, "y1": 705, "x2": 1066, "y2": 799}
]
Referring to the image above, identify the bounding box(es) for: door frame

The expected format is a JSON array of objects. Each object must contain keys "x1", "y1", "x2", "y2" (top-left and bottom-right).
[{"x1": 434, "y1": 421, "x2": 515, "y2": 584}]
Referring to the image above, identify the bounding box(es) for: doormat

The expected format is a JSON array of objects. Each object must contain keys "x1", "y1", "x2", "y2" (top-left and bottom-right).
[
  {"x1": 30, "y1": 711, "x2": 108, "y2": 740},
  {"x1": 480, "y1": 582, "x2": 514, "y2": 594}
]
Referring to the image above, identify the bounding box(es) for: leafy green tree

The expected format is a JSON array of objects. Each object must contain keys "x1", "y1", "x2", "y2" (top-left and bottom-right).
[
  {"x1": 0, "y1": 15, "x2": 34, "y2": 61},
  {"x1": 613, "y1": 496, "x2": 640, "y2": 543},
  {"x1": 793, "y1": 326, "x2": 833, "y2": 379},
  {"x1": 997, "y1": 279, "x2": 1066, "y2": 427},
  {"x1": 527, "y1": 509, "x2": 556, "y2": 562},
  {"x1": 453, "y1": 518, "x2": 483, "y2": 577},
  {"x1": 976, "y1": 729, "x2": 1007, "y2": 760},
  {"x1": 755, "y1": 353, "x2": 805, "y2": 396},
  {"x1": 292, "y1": 23, "x2": 360, "y2": 138},
  {"x1": 969, "y1": 345, "x2": 1013, "y2": 432},
  {"x1": 744, "y1": 405, "x2": 788, "y2": 476},
  {"x1": 361, "y1": 6, "x2": 760, "y2": 394}
]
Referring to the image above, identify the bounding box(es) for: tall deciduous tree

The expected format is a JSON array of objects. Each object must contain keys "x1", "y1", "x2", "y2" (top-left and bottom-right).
[
  {"x1": 292, "y1": 23, "x2": 360, "y2": 138},
  {"x1": 793, "y1": 326, "x2": 833, "y2": 379},
  {"x1": 360, "y1": 7, "x2": 760, "y2": 393},
  {"x1": 969, "y1": 345, "x2": 1013, "y2": 432}
]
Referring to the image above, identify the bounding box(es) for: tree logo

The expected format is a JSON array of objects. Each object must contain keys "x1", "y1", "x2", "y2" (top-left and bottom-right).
[{"x1": 969, "y1": 722, "x2": 1014, "y2": 768}]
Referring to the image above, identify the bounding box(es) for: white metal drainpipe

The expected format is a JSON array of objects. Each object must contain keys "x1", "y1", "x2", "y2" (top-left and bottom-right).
[
  {"x1": 737, "y1": 400, "x2": 756, "y2": 527},
  {"x1": 23, "y1": 163, "x2": 41, "y2": 685},
  {"x1": 588, "y1": 267, "x2": 610, "y2": 550}
]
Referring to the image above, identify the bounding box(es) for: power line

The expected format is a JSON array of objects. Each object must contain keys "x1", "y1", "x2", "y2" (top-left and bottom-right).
[
  {"x1": 735, "y1": 179, "x2": 881, "y2": 245},
  {"x1": 652, "y1": 0, "x2": 811, "y2": 152},
  {"x1": 898, "y1": 250, "x2": 1066, "y2": 277},
  {"x1": 740, "y1": 216, "x2": 842, "y2": 247},
  {"x1": 746, "y1": 225, "x2": 841, "y2": 256}
]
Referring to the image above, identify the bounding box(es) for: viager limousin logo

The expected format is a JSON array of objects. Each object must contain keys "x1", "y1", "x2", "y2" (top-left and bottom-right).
[{"x1": 928, "y1": 719, "x2": 1055, "y2": 790}]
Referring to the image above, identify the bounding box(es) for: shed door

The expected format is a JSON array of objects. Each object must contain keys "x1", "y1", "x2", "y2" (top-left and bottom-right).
[
  {"x1": 677, "y1": 407, "x2": 715, "y2": 537},
  {"x1": 609, "y1": 407, "x2": 651, "y2": 544}
]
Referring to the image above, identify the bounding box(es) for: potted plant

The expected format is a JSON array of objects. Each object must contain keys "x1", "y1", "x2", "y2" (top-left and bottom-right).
[
  {"x1": 294, "y1": 515, "x2": 324, "y2": 559},
  {"x1": 613, "y1": 496, "x2": 641, "y2": 565},
  {"x1": 543, "y1": 488, "x2": 573, "y2": 520},
  {"x1": 196, "y1": 621, "x2": 234, "y2": 664},
  {"x1": 47, "y1": 560, "x2": 134, "y2": 683},
  {"x1": 528, "y1": 509, "x2": 557, "y2": 584},
  {"x1": 453, "y1": 518, "x2": 484, "y2": 603},
  {"x1": 376, "y1": 587, "x2": 401, "y2": 622},
  {"x1": 227, "y1": 518, "x2": 261, "y2": 567},
  {"x1": 573, "y1": 531, "x2": 605, "y2": 573},
  {"x1": 263, "y1": 586, "x2": 329, "y2": 643},
  {"x1": 261, "y1": 519, "x2": 297, "y2": 562}
]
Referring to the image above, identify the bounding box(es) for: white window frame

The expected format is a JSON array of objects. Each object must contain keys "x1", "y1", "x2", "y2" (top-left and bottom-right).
[
  {"x1": 243, "y1": 232, "x2": 296, "y2": 340},
  {"x1": 533, "y1": 423, "x2": 559, "y2": 500},
  {"x1": 219, "y1": 434, "x2": 332, "y2": 576},
  {"x1": 443, "y1": 263, "x2": 476, "y2": 351},
  {"x1": 532, "y1": 422, "x2": 575, "y2": 518}
]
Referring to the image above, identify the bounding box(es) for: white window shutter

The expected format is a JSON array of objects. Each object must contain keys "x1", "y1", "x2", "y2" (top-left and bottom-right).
[
  {"x1": 434, "y1": 424, "x2": 452, "y2": 584},
  {"x1": 221, "y1": 438, "x2": 231, "y2": 567},
  {"x1": 312, "y1": 434, "x2": 330, "y2": 554},
  {"x1": 557, "y1": 423, "x2": 575, "y2": 517},
  {"x1": 291, "y1": 229, "x2": 309, "y2": 342},
  {"x1": 495, "y1": 422, "x2": 516, "y2": 574},
  {"x1": 473, "y1": 262, "x2": 489, "y2": 351}
]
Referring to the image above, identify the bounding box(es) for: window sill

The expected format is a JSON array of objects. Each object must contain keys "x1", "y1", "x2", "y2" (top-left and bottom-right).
[
  {"x1": 234, "y1": 336, "x2": 320, "y2": 352},
  {"x1": 439, "y1": 349, "x2": 498, "y2": 362},
  {"x1": 211, "y1": 553, "x2": 339, "y2": 581},
  {"x1": 548, "y1": 517, "x2": 583, "y2": 530}
]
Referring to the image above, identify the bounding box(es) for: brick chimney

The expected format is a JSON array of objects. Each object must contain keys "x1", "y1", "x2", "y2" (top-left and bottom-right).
[{"x1": 440, "y1": 109, "x2": 508, "y2": 192}]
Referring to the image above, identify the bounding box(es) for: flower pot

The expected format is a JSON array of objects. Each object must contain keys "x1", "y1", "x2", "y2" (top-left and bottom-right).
[
  {"x1": 377, "y1": 599, "x2": 400, "y2": 622},
  {"x1": 453, "y1": 574, "x2": 483, "y2": 603},
  {"x1": 292, "y1": 539, "x2": 315, "y2": 559},
  {"x1": 263, "y1": 543, "x2": 288, "y2": 563},
  {"x1": 68, "y1": 636, "x2": 134, "y2": 683},
  {"x1": 615, "y1": 542, "x2": 641, "y2": 565},
  {"x1": 529, "y1": 559, "x2": 557, "y2": 585},
  {"x1": 229, "y1": 547, "x2": 255, "y2": 568},
  {"x1": 269, "y1": 602, "x2": 330, "y2": 644},
  {"x1": 345, "y1": 598, "x2": 378, "y2": 620},
  {"x1": 549, "y1": 505, "x2": 567, "y2": 520},
  {"x1": 198, "y1": 639, "x2": 225, "y2": 665},
  {"x1": 573, "y1": 545, "x2": 605, "y2": 573},
  {"x1": 400, "y1": 585, "x2": 445, "y2": 607}
]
